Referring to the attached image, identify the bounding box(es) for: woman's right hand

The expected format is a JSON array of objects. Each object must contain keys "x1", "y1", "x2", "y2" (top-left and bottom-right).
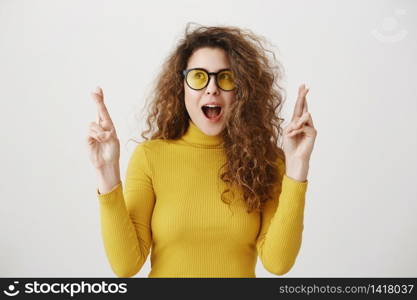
[{"x1": 86, "y1": 87, "x2": 120, "y2": 170}]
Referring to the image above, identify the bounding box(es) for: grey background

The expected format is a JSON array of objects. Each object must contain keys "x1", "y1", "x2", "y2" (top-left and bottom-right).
[{"x1": 0, "y1": 0, "x2": 416, "y2": 277}]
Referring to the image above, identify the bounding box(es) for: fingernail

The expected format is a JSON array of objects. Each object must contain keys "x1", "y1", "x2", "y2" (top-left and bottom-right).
[{"x1": 95, "y1": 86, "x2": 101, "y2": 93}]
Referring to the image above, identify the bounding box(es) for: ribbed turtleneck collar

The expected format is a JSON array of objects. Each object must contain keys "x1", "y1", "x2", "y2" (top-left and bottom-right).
[{"x1": 180, "y1": 119, "x2": 224, "y2": 148}]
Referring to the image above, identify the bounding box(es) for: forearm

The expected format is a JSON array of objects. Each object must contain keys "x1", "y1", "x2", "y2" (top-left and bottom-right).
[
  {"x1": 98, "y1": 184, "x2": 145, "y2": 278},
  {"x1": 258, "y1": 175, "x2": 307, "y2": 275},
  {"x1": 96, "y1": 144, "x2": 155, "y2": 278}
]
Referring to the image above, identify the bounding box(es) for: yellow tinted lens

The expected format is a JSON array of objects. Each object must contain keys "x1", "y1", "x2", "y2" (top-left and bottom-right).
[
  {"x1": 187, "y1": 69, "x2": 208, "y2": 89},
  {"x1": 217, "y1": 70, "x2": 235, "y2": 90}
]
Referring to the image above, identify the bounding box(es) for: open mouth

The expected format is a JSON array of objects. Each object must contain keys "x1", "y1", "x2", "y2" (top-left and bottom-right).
[{"x1": 201, "y1": 105, "x2": 222, "y2": 120}]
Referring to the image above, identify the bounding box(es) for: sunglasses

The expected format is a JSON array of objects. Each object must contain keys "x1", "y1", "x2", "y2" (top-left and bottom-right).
[{"x1": 182, "y1": 68, "x2": 236, "y2": 91}]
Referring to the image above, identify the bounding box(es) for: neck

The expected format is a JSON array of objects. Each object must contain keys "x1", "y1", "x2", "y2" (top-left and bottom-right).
[{"x1": 180, "y1": 119, "x2": 224, "y2": 148}]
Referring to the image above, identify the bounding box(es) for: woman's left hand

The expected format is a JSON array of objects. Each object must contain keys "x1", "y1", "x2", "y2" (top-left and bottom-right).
[{"x1": 282, "y1": 84, "x2": 317, "y2": 180}]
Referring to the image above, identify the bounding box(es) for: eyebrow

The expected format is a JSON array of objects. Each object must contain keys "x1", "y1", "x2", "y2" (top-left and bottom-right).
[{"x1": 187, "y1": 67, "x2": 231, "y2": 72}]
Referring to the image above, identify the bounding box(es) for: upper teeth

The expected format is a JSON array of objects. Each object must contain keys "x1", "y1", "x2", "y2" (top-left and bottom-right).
[{"x1": 204, "y1": 105, "x2": 221, "y2": 108}]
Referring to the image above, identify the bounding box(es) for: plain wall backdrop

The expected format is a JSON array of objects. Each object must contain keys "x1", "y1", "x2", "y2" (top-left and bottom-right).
[{"x1": 0, "y1": 0, "x2": 416, "y2": 277}]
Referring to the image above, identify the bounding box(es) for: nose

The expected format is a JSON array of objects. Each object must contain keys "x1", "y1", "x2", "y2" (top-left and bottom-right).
[{"x1": 205, "y1": 74, "x2": 220, "y2": 95}]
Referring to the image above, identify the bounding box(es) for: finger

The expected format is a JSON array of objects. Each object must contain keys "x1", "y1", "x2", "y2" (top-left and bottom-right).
[
  {"x1": 89, "y1": 127, "x2": 107, "y2": 140},
  {"x1": 98, "y1": 130, "x2": 111, "y2": 140},
  {"x1": 91, "y1": 89, "x2": 103, "y2": 125},
  {"x1": 90, "y1": 124, "x2": 113, "y2": 141},
  {"x1": 299, "y1": 108, "x2": 314, "y2": 128},
  {"x1": 87, "y1": 134, "x2": 101, "y2": 146},
  {"x1": 288, "y1": 124, "x2": 316, "y2": 137},
  {"x1": 287, "y1": 125, "x2": 304, "y2": 137},
  {"x1": 284, "y1": 121, "x2": 299, "y2": 135},
  {"x1": 87, "y1": 136, "x2": 96, "y2": 146},
  {"x1": 291, "y1": 84, "x2": 308, "y2": 122},
  {"x1": 89, "y1": 121, "x2": 104, "y2": 132},
  {"x1": 306, "y1": 110, "x2": 314, "y2": 128},
  {"x1": 88, "y1": 123, "x2": 98, "y2": 134},
  {"x1": 288, "y1": 112, "x2": 310, "y2": 134},
  {"x1": 302, "y1": 88, "x2": 309, "y2": 114},
  {"x1": 89, "y1": 129, "x2": 103, "y2": 142},
  {"x1": 286, "y1": 112, "x2": 316, "y2": 135},
  {"x1": 91, "y1": 86, "x2": 113, "y2": 123},
  {"x1": 87, "y1": 136, "x2": 99, "y2": 146}
]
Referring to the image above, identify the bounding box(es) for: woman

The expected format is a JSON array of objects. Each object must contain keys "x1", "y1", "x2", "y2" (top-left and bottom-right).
[{"x1": 87, "y1": 24, "x2": 317, "y2": 278}]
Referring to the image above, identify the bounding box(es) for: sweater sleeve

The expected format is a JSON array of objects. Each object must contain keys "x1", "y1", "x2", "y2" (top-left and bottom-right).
[
  {"x1": 256, "y1": 157, "x2": 308, "y2": 276},
  {"x1": 96, "y1": 142, "x2": 155, "y2": 278}
]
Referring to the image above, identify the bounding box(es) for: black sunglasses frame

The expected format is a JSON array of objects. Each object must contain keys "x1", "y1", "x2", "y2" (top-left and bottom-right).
[{"x1": 181, "y1": 68, "x2": 235, "y2": 91}]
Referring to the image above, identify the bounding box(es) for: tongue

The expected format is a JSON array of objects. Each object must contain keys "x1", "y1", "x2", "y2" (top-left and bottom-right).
[{"x1": 206, "y1": 107, "x2": 220, "y2": 119}]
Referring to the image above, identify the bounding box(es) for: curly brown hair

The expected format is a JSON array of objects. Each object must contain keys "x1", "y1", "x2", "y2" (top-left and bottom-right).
[{"x1": 135, "y1": 23, "x2": 288, "y2": 214}]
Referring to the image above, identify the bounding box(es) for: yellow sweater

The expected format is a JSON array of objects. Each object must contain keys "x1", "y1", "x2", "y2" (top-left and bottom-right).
[{"x1": 97, "y1": 119, "x2": 308, "y2": 278}]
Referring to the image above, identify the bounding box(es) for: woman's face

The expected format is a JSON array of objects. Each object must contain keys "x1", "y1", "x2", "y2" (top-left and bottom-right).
[{"x1": 184, "y1": 47, "x2": 235, "y2": 136}]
